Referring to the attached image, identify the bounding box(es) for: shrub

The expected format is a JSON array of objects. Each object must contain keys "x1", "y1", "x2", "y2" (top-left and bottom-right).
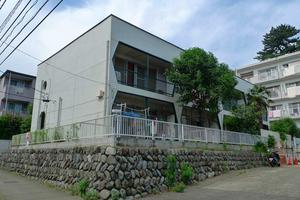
[
  {"x1": 70, "y1": 182, "x2": 80, "y2": 196},
  {"x1": 165, "y1": 155, "x2": 177, "y2": 187},
  {"x1": 254, "y1": 141, "x2": 267, "y2": 153},
  {"x1": 180, "y1": 162, "x2": 193, "y2": 185},
  {"x1": 79, "y1": 179, "x2": 89, "y2": 197},
  {"x1": 267, "y1": 135, "x2": 276, "y2": 149},
  {"x1": 172, "y1": 182, "x2": 186, "y2": 193},
  {"x1": 83, "y1": 189, "x2": 99, "y2": 200}
]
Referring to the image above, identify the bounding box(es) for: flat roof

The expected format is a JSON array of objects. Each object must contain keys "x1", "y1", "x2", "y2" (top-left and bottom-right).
[
  {"x1": 237, "y1": 51, "x2": 300, "y2": 72},
  {"x1": 0, "y1": 70, "x2": 36, "y2": 79},
  {"x1": 39, "y1": 14, "x2": 184, "y2": 66}
]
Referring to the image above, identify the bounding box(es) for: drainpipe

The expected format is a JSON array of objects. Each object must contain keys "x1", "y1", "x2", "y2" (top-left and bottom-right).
[
  {"x1": 104, "y1": 40, "x2": 110, "y2": 116},
  {"x1": 4, "y1": 72, "x2": 11, "y2": 113}
]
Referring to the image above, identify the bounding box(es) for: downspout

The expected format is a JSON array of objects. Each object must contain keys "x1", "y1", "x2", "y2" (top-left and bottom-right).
[{"x1": 104, "y1": 40, "x2": 110, "y2": 116}]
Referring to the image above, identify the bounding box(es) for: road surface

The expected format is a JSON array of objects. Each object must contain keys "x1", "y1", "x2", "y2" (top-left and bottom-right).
[
  {"x1": 0, "y1": 169, "x2": 80, "y2": 200},
  {"x1": 144, "y1": 167, "x2": 300, "y2": 200}
]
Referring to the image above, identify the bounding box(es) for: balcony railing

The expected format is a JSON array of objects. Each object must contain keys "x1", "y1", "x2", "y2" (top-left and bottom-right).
[
  {"x1": 269, "y1": 107, "x2": 300, "y2": 119},
  {"x1": 115, "y1": 69, "x2": 175, "y2": 96},
  {"x1": 12, "y1": 115, "x2": 267, "y2": 146},
  {"x1": 285, "y1": 86, "x2": 300, "y2": 98}
]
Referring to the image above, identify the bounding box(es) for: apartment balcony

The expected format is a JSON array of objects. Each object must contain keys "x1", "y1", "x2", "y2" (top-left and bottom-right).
[
  {"x1": 282, "y1": 63, "x2": 300, "y2": 77},
  {"x1": 0, "y1": 109, "x2": 29, "y2": 117},
  {"x1": 269, "y1": 108, "x2": 300, "y2": 120},
  {"x1": 284, "y1": 86, "x2": 300, "y2": 98},
  {"x1": 4, "y1": 85, "x2": 34, "y2": 102},
  {"x1": 243, "y1": 74, "x2": 279, "y2": 84},
  {"x1": 115, "y1": 70, "x2": 175, "y2": 96}
]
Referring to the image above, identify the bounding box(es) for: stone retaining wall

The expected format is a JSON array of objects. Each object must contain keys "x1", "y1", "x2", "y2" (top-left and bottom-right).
[{"x1": 0, "y1": 146, "x2": 268, "y2": 199}]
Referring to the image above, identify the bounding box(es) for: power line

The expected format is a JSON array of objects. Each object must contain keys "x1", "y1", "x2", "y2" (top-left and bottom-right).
[
  {"x1": 0, "y1": 0, "x2": 23, "y2": 34},
  {"x1": 0, "y1": 0, "x2": 50, "y2": 58},
  {"x1": 0, "y1": 0, "x2": 6, "y2": 10},
  {"x1": 0, "y1": 0, "x2": 37, "y2": 47}
]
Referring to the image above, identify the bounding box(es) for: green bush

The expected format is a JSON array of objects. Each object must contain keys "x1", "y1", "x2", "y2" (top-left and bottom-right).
[
  {"x1": 79, "y1": 179, "x2": 89, "y2": 197},
  {"x1": 267, "y1": 135, "x2": 276, "y2": 149},
  {"x1": 172, "y1": 182, "x2": 186, "y2": 193},
  {"x1": 83, "y1": 189, "x2": 99, "y2": 200},
  {"x1": 70, "y1": 182, "x2": 80, "y2": 196},
  {"x1": 180, "y1": 162, "x2": 193, "y2": 185},
  {"x1": 165, "y1": 155, "x2": 177, "y2": 187},
  {"x1": 254, "y1": 141, "x2": 268, "y2": 153}
]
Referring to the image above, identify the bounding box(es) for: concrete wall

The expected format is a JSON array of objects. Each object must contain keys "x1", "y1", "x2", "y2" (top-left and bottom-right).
[{"x1": 0, "y1": 140, "x2": 11, "y2": 152}]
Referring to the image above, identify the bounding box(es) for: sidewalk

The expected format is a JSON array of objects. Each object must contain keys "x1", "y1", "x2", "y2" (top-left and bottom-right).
[{"x1": 0, "y1": 169, "x2": 80, "y2": 200}]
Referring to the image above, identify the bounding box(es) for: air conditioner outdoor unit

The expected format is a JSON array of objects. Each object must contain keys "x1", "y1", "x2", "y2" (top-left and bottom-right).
[{"x1": 97, "y1": 90, "x2": 105, "y2": 99}]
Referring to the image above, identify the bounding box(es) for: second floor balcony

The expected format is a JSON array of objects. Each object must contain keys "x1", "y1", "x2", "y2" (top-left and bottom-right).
[{"x1": 115, "y1": 69, "x2": 175, "y2": 96}]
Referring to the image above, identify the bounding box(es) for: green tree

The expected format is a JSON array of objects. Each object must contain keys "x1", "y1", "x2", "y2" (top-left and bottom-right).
[
  {"x1": 223, "y1": 103, "x2": 261, "y2": 135},
  {"x1": 255, "y1": 24, "x2": 300, "y2": 61},
  {"x1": 271, "y1": 118, "x2": 299, "y2": 139},
  {"x1": 20, "y1": 104, "x2": 33, "y2": 133},
  {"x1": 247, "y1": 85, "x2": 271, "y2": 129},
  {"x1": 267, "y1": 135, "x2": 276, "y2": 149},
  {"x1": 0, "y1": 114, "x2": 22, "y2": 139},
  {"x1": 167, "y1": 47, "x2": 237, "y2": 126}
]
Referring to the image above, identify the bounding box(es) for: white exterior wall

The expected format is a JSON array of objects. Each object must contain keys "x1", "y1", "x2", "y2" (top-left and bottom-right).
[
  {"x1": 31, "y1": 18, "x2": 112, "y2": 131},
  {"x1": 237, "y1": 52, "x2": 300, "y2": 128}
]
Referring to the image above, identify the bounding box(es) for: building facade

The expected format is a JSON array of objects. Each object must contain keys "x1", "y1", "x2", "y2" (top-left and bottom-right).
[
  {"x1": 0, "y1": 70, "x2": 36, "y2": 117},
  {"x1": 237, "y1": 51, "x2": 300, "y2": 127},
  {"x1": 31, "y1": 15, "x2": 254, "y2": 132}
]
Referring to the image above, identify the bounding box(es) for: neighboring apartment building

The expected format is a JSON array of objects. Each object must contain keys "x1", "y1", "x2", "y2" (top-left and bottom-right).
[
  {"x1": 0, "y1": 70, "x2": 36, "y2": 117},
  {"x1": 237, "y1": 51, "x2": 300, "y2": 127},
  {"x1": 31, "y1": 15, "x2": 254, "y2": 131}
]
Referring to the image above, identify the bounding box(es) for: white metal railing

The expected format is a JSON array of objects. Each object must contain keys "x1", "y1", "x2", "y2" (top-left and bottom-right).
[{"x1": 12, "y1": 115, "x2": 268, "y2": 146}]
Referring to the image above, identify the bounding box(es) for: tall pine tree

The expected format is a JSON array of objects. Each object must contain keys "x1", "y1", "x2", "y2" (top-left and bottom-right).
[{"x1": 255, "y1": 24, "x2": 300, "y2": 61}]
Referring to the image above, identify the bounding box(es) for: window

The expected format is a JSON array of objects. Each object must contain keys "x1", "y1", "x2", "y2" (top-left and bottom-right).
[
  {"x1": 267, "y1": 85, "x2": 281, "y2": 98},
  {"x1": 270, "y1": 105, "x2": 282, "y2": 111},
  {"x1": 258, "y1": 67, "x2": 277, "y2": 81},
  {"x1": 289, "y1": 102, "x2": 300, "y2": 116},
  {"x1": 286, "y1": 81, "x2": 300, "y2": 88}
]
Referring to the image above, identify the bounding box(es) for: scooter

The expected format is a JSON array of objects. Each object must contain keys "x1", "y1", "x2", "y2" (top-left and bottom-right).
[{"x1": 268, "y1": 151, "x2": 280, "y2": 167}]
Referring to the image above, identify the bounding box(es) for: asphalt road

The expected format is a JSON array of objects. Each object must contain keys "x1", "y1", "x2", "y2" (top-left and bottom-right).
[
  {"x1": 144, "y1": 167, "x2": 300, "y2": 200},
  {"x1": 0, "y1": 169, "x2": 80, "y2": 200}
]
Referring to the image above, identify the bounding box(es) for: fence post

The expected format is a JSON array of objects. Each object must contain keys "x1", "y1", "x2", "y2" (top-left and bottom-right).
[
  {"x1": 205, "y1": 128, "x2": 208, "y2": 143},
  {"x1": 239, "y1": 133, "x2": 242, "y2": 145},
  {"x1": 181, "y1": 124, "x2": 184, "y2": 141},
  {"x1": 151, "y1": 121, "x2": 155, "y2": 140},
  {"x1": 116, "y1": 115, "x2": 120, "y2": 138}
]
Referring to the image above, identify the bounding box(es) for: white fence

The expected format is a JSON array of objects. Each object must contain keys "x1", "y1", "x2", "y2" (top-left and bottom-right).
[{"x1": 12, "y1": 115, "x2": 266, "y2": 146}]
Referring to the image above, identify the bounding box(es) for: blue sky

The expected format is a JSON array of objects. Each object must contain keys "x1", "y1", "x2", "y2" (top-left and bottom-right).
[{"x1": 1, "y1": 0, "x2": 300, "y2": 75}]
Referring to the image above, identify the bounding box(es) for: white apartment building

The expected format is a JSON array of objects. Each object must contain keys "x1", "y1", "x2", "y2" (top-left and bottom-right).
[
  {"x1": 237, "y1": 51, "x2": 300, "y2": 127},
  {"x1": 31, "y1": 15, "x2": 254, "y2": 132}
]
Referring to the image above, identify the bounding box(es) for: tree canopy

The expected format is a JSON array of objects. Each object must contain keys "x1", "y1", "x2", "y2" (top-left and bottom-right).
[
  {"x1": 270, "y1": 118, "x2": 300, "y2": 140},
  {"x1": 255, "y1": 24, "x2": 300, "y2": 61},
  {"x1": 223, "y1": 103, "x2": 261, "y2": 135},
  {"x1": 167, "y1": 47, "x2": 237, "y2": 115}
]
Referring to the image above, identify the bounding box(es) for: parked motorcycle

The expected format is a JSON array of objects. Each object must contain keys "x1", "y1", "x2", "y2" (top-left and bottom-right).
[{"x1": 268, "y1": 151, "x2": 280, "y2": 167}]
